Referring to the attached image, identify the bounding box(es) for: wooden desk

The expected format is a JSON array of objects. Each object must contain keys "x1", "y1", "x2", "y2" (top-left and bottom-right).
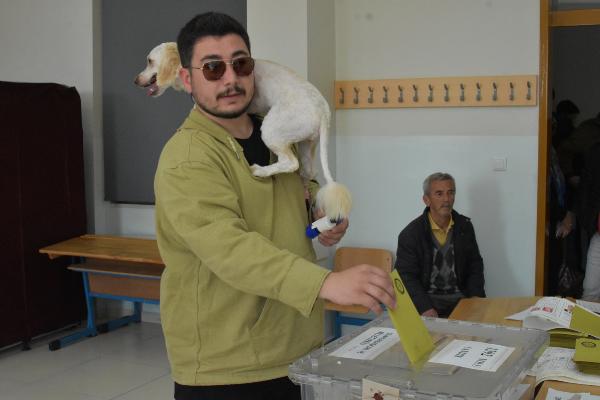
[
  {"x1": 448, "y1": 296, "x2": 540, "y2": 326},
  {"x1": 40, "y1": 234, "x2": 162, "y2": 264},
  {"x1": 450, "y1": 297, "x2": 600, "y2": 399},
  {"x1": 40, "y1": 235, "x2": 164, "y2": 350}
]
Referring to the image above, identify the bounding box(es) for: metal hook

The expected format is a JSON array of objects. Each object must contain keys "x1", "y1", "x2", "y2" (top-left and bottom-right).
[
  {"x1": 412, "y1": 84, "x2": 419, "y2": 102},
  {"x1": 353, "y1": 87, "x2": 359, "y2": 104},
  {"x1": 382, "y1": 86, "x2": 388, "y2": 103},
  {"x1": 509, "y1": 82, "x2": 515, "y2": 101},
  {"x1": 476, "y1": 82, "x2": 482, "y2": 102},
  {"x1": 460, "y1": 83, "x2": 465, "y2": 102},
  {"x1": 492, "y1": 82, "x2": 498, "y2": 102},
  {"x1": 339, "y1": 87, "x2": 344, "y2": 105},
  {"x1": 368, "y1": 86, "x2": 374, "y2": 104},
  {"x1": 526, "y1": 81, "x2": 532, "y2": 100},
  {"x1": 398, "y1": 86, "x2": 404, "y2": 103},
  {"x1": 428, "y1": 84, "x2": 434, "y2": 102},
  {"x1": 444, "y1": 84, "x2": 450, "y2": 102}
]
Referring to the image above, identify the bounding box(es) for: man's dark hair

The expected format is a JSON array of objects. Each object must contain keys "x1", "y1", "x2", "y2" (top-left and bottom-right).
[{"x1": 177, "y1": 12, "x2": 251, "y2": 68}]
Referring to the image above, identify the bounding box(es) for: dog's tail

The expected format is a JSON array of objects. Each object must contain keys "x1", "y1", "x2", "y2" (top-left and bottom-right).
[{"x1": 315, "y1": 114, "x2": 352, "y2": 221}]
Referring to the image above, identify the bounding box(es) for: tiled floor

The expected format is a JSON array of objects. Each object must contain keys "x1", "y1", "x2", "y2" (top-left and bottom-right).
[{"x1": 0, "y1": 322, "x2": 173, "y2": 400}]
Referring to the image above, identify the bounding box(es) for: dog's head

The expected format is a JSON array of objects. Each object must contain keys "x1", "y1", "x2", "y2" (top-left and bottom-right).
[{"x1": 134, "y1": 42, "x2": 184, "y2": 97}]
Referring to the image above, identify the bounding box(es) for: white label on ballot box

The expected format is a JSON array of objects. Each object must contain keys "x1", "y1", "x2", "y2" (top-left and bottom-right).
[
  {"x1": 330, "y1": 327, "x2": 399, "y2": 360},
  {"x1": 428, "y1": 339, "x2": 514, "y2": 372}
]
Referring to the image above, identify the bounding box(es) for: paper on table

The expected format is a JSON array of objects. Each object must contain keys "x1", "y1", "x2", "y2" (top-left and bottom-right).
[
  {"x1": 546, "y1": 387, "x2": 588, "y2": 400},
  {"x1": 506, "y1": 307, "x2": 534, "y2": 321},
  {"x1": 525, "y1": 297, "x2": 575, "y2": 330},
  {"x1": 528, "y1": 347, "x2": 600, "y2": 386},
  {"x1": 576, "y1": 300, "x2": 600, "y2": 314}
]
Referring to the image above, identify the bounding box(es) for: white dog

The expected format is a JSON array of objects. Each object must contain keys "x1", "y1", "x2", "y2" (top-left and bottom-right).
[{"x1": 135, "y1": 42, "x2": 351, "y2": 220}]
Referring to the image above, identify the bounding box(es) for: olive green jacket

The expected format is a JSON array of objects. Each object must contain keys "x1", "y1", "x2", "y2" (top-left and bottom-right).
[{"x1": 154, "y1": 108, "x2": 329, "y2": 385}]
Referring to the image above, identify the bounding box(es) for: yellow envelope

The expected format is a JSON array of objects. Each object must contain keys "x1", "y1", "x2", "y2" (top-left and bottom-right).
[
  {"x1": 388, "y1": 270, "x2": 434, "y2": 364},
  {"x1": 570, "y1": 305, "x2": 600, "y2": 339},
  {"x1": 573, "y1": 338, "x2": 600, "y2": 364}
]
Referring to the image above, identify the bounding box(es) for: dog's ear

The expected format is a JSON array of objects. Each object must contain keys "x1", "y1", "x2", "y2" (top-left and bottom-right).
[{"x1": 157, "y1": 44, "x2": 182, "y2": 88}]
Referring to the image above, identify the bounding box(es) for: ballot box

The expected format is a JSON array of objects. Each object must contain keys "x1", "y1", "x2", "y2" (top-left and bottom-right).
[{"x1": 289, "y1": 315, "x2": 548, "y2": 400}]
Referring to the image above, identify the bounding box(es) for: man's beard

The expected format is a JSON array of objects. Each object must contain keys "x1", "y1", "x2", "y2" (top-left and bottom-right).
[{"x1": 192, "y1": 84, "x2": 252, "y2": 119}]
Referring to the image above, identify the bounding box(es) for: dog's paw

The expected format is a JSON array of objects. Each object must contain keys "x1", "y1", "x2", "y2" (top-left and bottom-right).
[{"x1": 250, "y1": 164, "x2": 272, "y2": 178}]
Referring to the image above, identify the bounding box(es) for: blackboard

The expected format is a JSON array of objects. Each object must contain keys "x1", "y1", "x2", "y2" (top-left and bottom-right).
[{"x1": 102, "y1": 0, "x2": 246, "y2": 203}]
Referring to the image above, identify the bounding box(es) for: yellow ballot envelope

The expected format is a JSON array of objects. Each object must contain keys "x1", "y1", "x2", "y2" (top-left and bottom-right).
[
  {"x1": 570, "y1": 305, "x2": 600, "y2": 339},
  {"x1": 388, "y1": 269, "x2": 434, "y2": 364}
]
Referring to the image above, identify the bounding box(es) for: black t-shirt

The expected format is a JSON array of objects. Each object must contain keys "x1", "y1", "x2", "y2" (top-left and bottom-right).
[{"x1": 235, "y1": 114, "x2": 270, "y2": 167}]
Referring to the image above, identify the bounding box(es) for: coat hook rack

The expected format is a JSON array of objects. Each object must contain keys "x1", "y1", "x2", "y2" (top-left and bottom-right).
[{"x1": 334, "y1": 74, "x2": 537, "y2": 109}]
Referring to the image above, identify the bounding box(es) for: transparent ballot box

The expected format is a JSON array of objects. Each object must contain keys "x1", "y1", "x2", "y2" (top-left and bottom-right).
[{"x1": 289, "y1": 315, "x2": 548, "y2": 400}]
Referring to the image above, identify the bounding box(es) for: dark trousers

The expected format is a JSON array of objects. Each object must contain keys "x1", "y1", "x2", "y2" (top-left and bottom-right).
[
  {"x1": 429, "y1": 292, "x2": 465, "y2": 318},
  {"x1": 174, "y1": 377, "x2": 301, "y2": 400}
]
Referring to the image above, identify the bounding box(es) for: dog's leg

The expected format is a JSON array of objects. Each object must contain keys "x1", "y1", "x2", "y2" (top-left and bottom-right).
[
  {"x1": 250, "y1": 110, "x2": 302, "y2": 177},
  {"x1": 250, "y1": 142, "x2": 299, "y2": 177},
  {"x1": 297, "y1": 140, "x2": 317, "y2": 181}
]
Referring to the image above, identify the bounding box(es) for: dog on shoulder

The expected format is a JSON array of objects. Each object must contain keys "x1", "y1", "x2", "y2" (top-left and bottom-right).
[{"x1": 135, "y1": 42, "x2": 351, "y2": 221}]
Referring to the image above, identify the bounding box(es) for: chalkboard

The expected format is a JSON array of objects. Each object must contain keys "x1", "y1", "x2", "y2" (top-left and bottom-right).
[{"x1": 102, "y1": 0, "x2": 246, "y2": 203}]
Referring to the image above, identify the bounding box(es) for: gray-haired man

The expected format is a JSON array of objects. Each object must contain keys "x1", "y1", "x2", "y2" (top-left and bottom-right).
[{"x1": 394, "y1": 173, "x2": 485, "y2": 317}]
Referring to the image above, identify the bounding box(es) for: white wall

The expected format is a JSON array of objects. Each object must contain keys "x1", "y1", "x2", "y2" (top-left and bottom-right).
[
  {"x1": 0, "y1": 0, "x2": 102, "y2": 232},
  {"x1": 1, "y1": 0, "x2": 542, "y2": 302},
  {"x1": 334, "y1": 0, "x2": 540, "y2": 297}
]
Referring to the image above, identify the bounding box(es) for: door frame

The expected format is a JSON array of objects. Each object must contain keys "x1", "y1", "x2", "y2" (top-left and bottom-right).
[{"x1": 535, "y1": 3, "x2": 600, "y2": 295}]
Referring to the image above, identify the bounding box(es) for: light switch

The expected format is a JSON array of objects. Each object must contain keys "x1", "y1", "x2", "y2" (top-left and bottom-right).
[{"x1": 493, "y1": 157, "x2": 507, "y2": 171}]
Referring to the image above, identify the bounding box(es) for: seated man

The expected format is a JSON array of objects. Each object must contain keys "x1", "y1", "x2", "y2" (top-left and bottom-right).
[{"x1": 395, "y1": 172, "x2": 485, "y2": 317}]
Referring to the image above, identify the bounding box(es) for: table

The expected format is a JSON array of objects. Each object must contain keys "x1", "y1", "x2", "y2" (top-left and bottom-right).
[
  {"x1": 39, "y1": 235, "x2": 164, "y2": 350},
  {"x1": 448, "y1": 296, "x2": 539, "y2": 326},
  {"x1": 450, "y1": 297, "x2": 600, "y2": 400}
]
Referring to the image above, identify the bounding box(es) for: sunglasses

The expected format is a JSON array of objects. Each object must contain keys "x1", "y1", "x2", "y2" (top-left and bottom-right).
[{"x1": 191, "y1": 56, "x2": 255, "y2": 81}]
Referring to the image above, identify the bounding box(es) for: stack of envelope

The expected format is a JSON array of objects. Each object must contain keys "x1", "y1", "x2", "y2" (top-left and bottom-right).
[{"x1": 573, "y1": 338, "x2": 600, "y2": 375}]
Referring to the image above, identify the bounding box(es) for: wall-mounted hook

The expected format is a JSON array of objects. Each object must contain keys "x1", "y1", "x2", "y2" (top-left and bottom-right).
[
  {"x1": 428, "y1": 84, "x2": 434, "y2": 102},
  {"x1": 382, "y1": 86, "x2": 389, "y2": 103},
  {"x1": 353, "y1": 87, "x2": 359, "y2": 104},
  {"x1": 368, "y1": 86, "x2": 374, "y2": 104},
  {"x1": 460, "y1": 83, "x2": 465, "y2": 102},
  {"x1": 444, "y1": 84, "x2": 450, "y2": 102},
  {"x1": 398, "y1": 85, "x2": 404, "y2": 103},
  {"x1": 476, "y1": 82, "x2": 482, "y2": 101},
  {"x1": 412, "y1": 84, "x2": 419, "y2": 102},
  {"x1": 492, "y1": 82, "x2": 498, "y2": 101},
  {"x1": 339, "y1": 87, "x2": 344, "y2": 105},
  {"x1": 509, "y1": 82, "x2": 515, "y2": 101},
  {"x1": 526, "y1": 81, "x2": 532, "y2": 100}
]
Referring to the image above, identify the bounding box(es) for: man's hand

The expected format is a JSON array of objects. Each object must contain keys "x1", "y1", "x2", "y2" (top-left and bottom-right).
[
  {"x1": 556, "y1": 211, "x2": 575, "y2": 238},
  {"x1": 313, "y1": 209, "x2": 349, "y2": 247},
  {"x1": 318, "y1": 218, "x2": 349, "y2": 246},
  {"x1": 421, "y1": 308, "x2": 438, "y2": 318},
  {"x1": 318, "y1": 264, "x2": 396, "y2": 314}
]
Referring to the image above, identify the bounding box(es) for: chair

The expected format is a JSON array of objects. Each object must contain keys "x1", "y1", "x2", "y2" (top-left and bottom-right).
[{"x1": 324, "y1": 246, "x2": 393, "y2": 339}]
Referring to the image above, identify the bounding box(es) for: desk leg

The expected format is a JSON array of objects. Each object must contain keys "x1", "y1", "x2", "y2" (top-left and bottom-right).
[
  {"x1": 97, "y1": 301, "x2": 143, "y2": 333},
  {"x1": 49, "y1": 271, "x2": 98, "y2": 351}
]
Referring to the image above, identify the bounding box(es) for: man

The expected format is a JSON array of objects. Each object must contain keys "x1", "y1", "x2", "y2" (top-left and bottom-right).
[
  {"x1": 154, "y1": 12, "x2": 395, "y2": 400},
  {"x1": 394, "y1": 172, "x2": 485, "y2": 318}
]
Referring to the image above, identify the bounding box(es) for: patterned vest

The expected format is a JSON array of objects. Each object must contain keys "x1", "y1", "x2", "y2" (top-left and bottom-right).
[{"x1": 428, "y1": 229, "x2": 460, "y2": 294}]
